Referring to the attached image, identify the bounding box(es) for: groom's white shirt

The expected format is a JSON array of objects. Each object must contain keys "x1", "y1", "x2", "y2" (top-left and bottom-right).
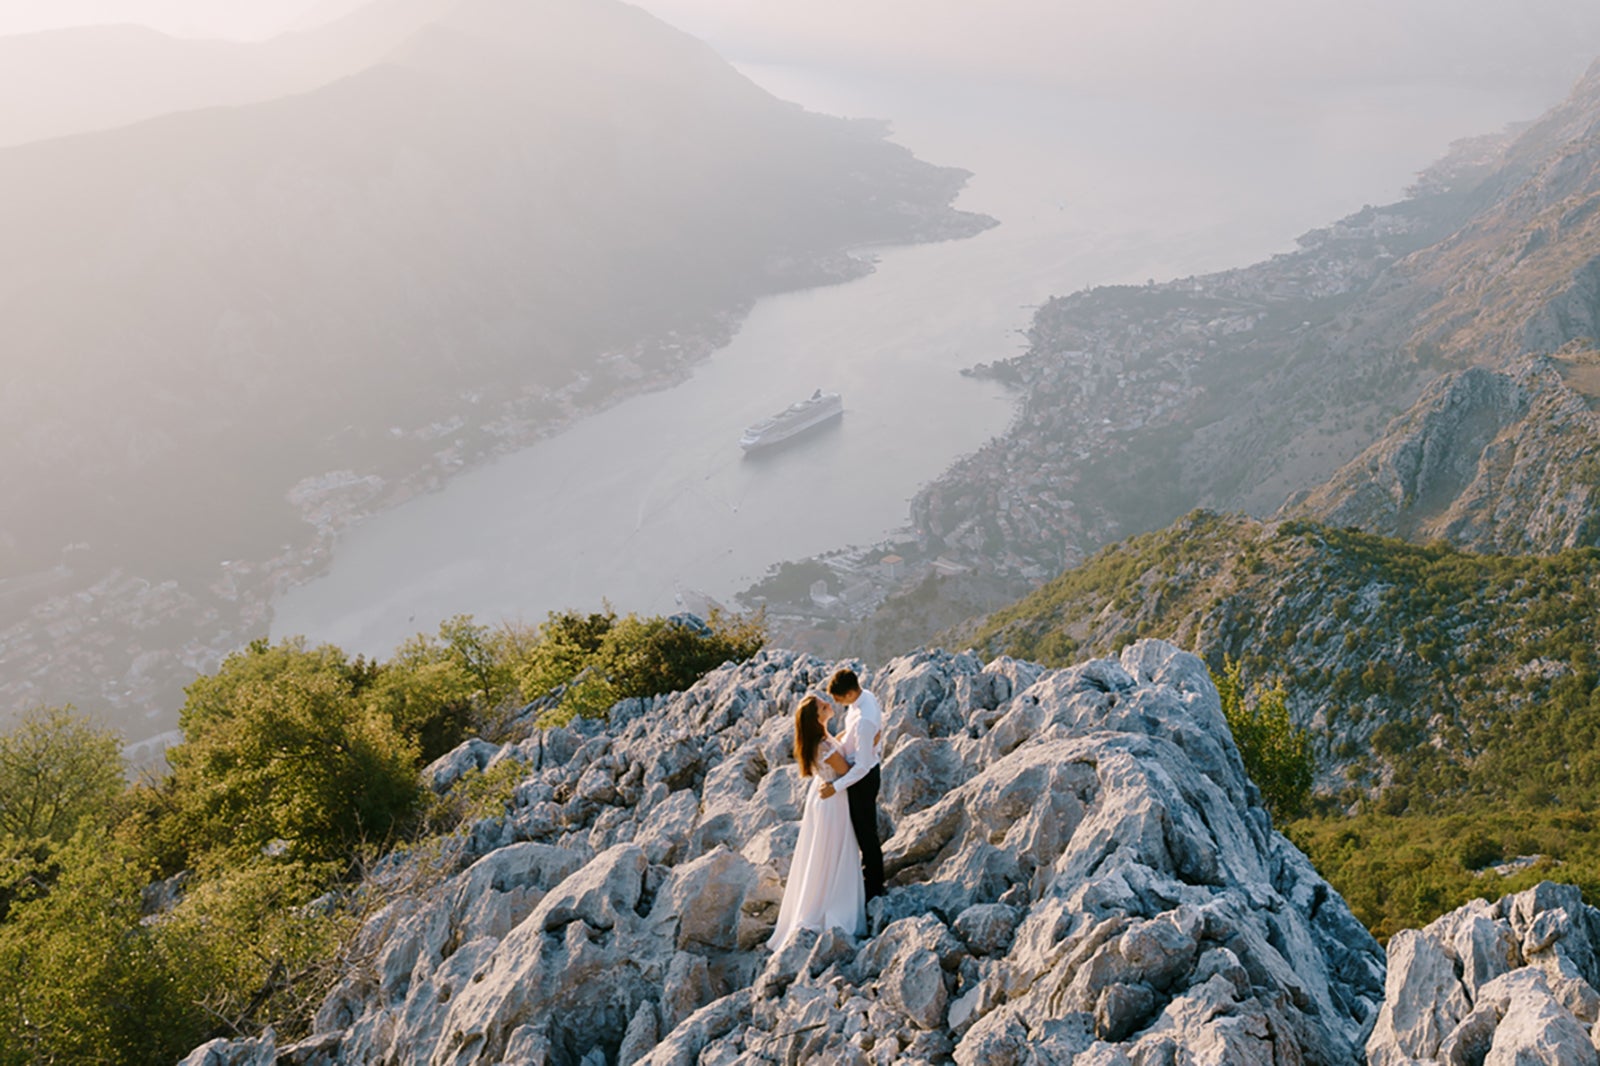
[{"x1": 832, "y1": 688, "x2": 883, "y2": 792}]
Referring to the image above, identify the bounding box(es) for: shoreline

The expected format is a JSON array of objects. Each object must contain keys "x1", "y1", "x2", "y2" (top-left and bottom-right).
[{"x1": 0, "y1": 217, "x2": 992, "y2": 751}]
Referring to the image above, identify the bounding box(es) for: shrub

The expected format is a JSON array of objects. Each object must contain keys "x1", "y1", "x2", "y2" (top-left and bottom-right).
[
  {"x1": 0, "y1": 705, "x2": 123, "y2": 844},
  {"x1": 168, "y1": 639, "x2": 420, "y2": 864},
  {"x1": 1213, "y1": 658, "x2": 1314, "y2": 822},
  {"x1": 0, "y1": 830, "x2": 202, "y2": 1066},
  {"x1": 522, "y1": 609, "x2": 766, "y2": 726}
]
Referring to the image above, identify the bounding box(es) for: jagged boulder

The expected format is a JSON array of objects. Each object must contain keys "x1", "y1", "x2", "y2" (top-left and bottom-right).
[
  {"x1": 183, "y1": 641, "x2": 1382, "y2": 1065},
  {"x1": 1368, "y1": 881, "x2": 1600, "y2": 1066}
]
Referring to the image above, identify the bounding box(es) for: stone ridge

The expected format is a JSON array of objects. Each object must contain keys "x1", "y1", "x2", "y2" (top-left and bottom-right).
[
  {"x1": 180, "y1": 639, "x2": 1382, "y2": 1066},
  {"x1": 1368, "y1": 881, "x2": 1600, "y2": 1065},
  {"x1": 1290, "y1": 355, "x2": 1600, "y2": 553}
]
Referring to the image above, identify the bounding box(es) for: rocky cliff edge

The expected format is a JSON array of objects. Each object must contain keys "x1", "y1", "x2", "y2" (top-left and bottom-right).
[{"x1": 181, "y1": 640, "x2": 1386, "y2": 1065}]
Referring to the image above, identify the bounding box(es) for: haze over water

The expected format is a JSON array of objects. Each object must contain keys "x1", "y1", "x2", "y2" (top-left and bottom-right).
[{"x1": 272, "y1": 61, "x2": 1559, "y2": 658}]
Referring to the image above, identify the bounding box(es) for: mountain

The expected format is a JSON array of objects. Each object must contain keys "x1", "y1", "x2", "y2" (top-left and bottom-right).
[
  {"x1": 178, "y1": 640, "x2": 1385, "y2": 1065},
  {"x1": 827, "y1": 61, "x2": 1600, "y2": 661},
  {"x1": 0, "y1": 0, "x2": 455, "y2": 147},
  {"x1": 960, "y1": 510, "x2": 1600, "y2": 804},
  {"x1": 0, "y1": 0, "x2": 989, "y2": 727}
]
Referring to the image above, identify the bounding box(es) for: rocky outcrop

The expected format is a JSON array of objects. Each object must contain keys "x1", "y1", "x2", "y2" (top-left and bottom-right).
[
  {"x1": 1368, "y1": 881, "x2": 1600, "y2": 1066},
  {"x1": 183, "y1": 640, "x2": 1382, "y2": 1064},
  {"x1": 1292, "y1": 357, "x2": 1600, "y2": 553}
]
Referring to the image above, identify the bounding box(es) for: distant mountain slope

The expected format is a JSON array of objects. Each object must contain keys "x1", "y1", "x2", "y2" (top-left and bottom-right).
[
  {"x1": 0, "y1": 0, "x2": 988, "y2": 722},
  {"x1": 1282, "y1": 65, "x2": 1600, "y2": 546},
  {"x1": 1291, "y1": 355, "x2": 1600, "y2": 550},
  {"x1": 0, "y1": 0, "x2": 454, "y2": 146},
  {"x1": 841, "y1": 60, "x2": 1600, "y2": 661},
  {"x1": 961, "y1": 510, "x2": 1600, "y2": 812}
]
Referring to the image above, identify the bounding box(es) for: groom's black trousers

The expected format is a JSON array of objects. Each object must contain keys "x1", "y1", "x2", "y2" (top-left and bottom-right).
[{"x1": 846, "y1": 765, "x2": 885, "y2": 901}]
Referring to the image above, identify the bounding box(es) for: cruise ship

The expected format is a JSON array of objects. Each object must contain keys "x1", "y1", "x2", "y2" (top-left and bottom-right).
[{"x1": 739, "y1": 389, "x2": 844, "y2": 452}]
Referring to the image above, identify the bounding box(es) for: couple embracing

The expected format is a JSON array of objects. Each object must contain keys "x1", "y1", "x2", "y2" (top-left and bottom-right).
[{"x1": 767, "y1": 668, "x2": 885, "y2": 948}]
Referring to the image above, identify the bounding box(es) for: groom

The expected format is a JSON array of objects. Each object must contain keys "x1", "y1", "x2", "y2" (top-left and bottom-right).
[{"x1": 819, "y1": 668, "x2": 885, "y2": 902}]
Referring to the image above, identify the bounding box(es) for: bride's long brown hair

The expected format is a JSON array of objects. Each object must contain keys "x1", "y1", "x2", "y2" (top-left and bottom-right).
[{"x1": 793, "y1": 695, "x2": 826, "y2": 777}]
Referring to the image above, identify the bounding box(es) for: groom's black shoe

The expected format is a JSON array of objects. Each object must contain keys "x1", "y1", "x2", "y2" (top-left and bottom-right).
[{"x1": 846, "y1": 766, "x2": 885, "y2": 900}]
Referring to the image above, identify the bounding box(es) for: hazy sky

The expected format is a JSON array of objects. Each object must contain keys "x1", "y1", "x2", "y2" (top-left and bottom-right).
[
  {"x1": 0, "y1": 0, "x2": 357, "y2": 39},
  {"x1": 636, "y1": 1, "x2": 1600, "y2": 103},
  {"x1": 5, "y1": 0, "x2": 1600, "y2": 110}
]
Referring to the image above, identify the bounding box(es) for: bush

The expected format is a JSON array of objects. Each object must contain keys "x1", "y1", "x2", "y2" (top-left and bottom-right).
[
  {"x1": 369, "y1": 615, "x2": 528, "y2": 763},
  {"x1": 522, "y1": 609, "x2": 766, "y2": 726},
  {"x1": 0, "y1": 830, "x2": 201, "y2": 1066},
  {"x1": 0, "y1": 705, "x2": 123, "y2": 843},
  {"x1": 168, "y1": 639, "x2": 420, "y2": 864},
  {"x1": 1213, "y1": 658, "x2": 1314, "y2": 822},
  {"x1": 0, "y1": 831, "x2": 349, "y2": 1066},
  {"x1": 601, "y1": 611, "x2": 767, "y2": 701}
]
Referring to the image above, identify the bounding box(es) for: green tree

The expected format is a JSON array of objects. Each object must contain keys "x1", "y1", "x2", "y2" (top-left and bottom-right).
[
  {"x1": 0, "y1": 831, "x2": 348, "y2": 1066},
  {"x1": 513, "y1": 608, "x2": 618, "y2": 701},
  {"x1": 0, "y1": 830, "x2": 201, "y2": 1066},
  {"x1": 598, "y1": 610, "x2": 767, "y2": 700},
  {"x1": 1214, "y1": 657, "x2": 1314, "y2": 822},
  {"x1": 0, "y1": 705, "x2": 123, "y2": 843},
  {"x1": 518, "y1": 609, "x2": 766, "y2": 727},
  {"x1": 168, "y1": 639, "x2": 419, "y2": 863},
  {"x1": 370, "y1": 616, "x2": 535, "y2": 762}
]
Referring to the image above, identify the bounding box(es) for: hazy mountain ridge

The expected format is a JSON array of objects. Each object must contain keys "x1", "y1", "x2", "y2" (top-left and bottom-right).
[
  {"x1": 835, "y1": 60, "x2": 1600, "y2": 662},
  {"x1": 1292, "y1": 355, "x2": 1600, "y2": 550},
  {"x1": 0, "y1": 0, "x2": 456, "y2": 147},
  {"x1": 0, "y1": 0, "x2": 991, "y2": 728}
]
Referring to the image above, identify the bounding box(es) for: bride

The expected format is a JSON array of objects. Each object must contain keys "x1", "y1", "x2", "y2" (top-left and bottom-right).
[{"x1": 767, "y1": 693, "x2": 866, "y2": 947}]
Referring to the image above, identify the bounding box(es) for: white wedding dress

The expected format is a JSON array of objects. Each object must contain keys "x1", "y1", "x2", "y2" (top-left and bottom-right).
[{"x1": 767, "y1": 736, "x2": 866, "y2": 948}]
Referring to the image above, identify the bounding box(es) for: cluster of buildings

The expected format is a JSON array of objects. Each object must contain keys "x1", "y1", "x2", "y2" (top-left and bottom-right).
[
  {"x1": 0, "y1": 314, "x2": 745, "y2": 740},
  {"x1": 905, "y1": 204, "x2": 1434, "y2": 588}
]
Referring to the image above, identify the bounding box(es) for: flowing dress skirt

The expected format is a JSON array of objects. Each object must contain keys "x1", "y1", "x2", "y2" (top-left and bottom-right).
[{"x1": 767, "y1": 777, "x2": 866, "y2": 948}]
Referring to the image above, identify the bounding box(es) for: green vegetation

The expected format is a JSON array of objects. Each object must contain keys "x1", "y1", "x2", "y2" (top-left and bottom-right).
[
  {"x1": 519, "y1": 608, "x2": 766, "y2": 726},
  {"x1": 971, "y1": 509, "x2": 1600, "y2": 937},
  {"x1": 1286, "y1": 809, "x2": 1600, "y2": 941},
  {"x1": 0, "y1": 706, "x2": 122, "y2": 843},
  {"x1": 0, "y1": 608, "x2": 763, "y2": 1065},
  {"x1": 1212, "y1": 659, "x2": 1313, "y2": 822}
]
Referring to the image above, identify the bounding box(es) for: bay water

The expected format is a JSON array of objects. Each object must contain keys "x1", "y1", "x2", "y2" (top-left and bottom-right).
[{"x1": 273, "y1": 64, "x2": 1548, "y2": 656}]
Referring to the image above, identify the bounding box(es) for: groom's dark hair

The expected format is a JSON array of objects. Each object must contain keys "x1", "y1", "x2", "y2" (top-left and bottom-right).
[{"x1": 827, "y1": 668, "x2": 861, "y2": 698}]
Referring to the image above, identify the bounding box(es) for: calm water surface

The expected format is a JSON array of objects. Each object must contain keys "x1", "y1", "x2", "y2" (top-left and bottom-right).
[{"x1": 273, "y1": 66, "x2": 1544, "y2": 655}]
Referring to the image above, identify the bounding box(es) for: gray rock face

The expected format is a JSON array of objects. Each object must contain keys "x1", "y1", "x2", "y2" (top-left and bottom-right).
[
  {"x1": 1294, "y1": 357, "x2": 1600, "y2": 554},
  {"x1": 1368, "y1": 882, "x2": 1600, "y2": 1066},
  {"x1": 183, "y1": 641, "x2": 1381, "y2": 1065}
]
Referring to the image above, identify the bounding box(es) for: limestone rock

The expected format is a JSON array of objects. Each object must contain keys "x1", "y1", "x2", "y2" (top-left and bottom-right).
[
  {"x1": 1296, "y1": 357, "x2": 1600, "y2": 555},
  {"x1": 1368, "y1": 882, "x2": 1600, "y2": 1066},
  {"x1": 178, "y1": 1030, "x2": 276, "y2": 1066},
  {"x1": 181, "y1": 642, "x2": 1381, "y2": 1066},
  {"x1": 422, "y1": 738, "x2": 503, "y2": 793}
]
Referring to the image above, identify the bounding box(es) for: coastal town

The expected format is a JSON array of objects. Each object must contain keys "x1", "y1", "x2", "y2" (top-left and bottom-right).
[
  {"x1": 0, "y1": 313, "x2": 746, "y2": 742},
  {"x1": 0, "y1": 165, "x2": 1455, "y2": 740},
  {"x1": 736, "y1": 196, "x2": 1445, "y2": 650}
]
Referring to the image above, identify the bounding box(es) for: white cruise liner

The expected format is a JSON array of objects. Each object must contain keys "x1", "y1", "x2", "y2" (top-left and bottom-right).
[{"x1": 739, "y1": 389, "x2": 844, "y2": 451}]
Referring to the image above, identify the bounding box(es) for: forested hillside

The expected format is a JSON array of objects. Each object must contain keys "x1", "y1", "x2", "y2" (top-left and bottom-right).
[{"x1": 966, "y1": 511, "x2": 1600, "y2": 934}]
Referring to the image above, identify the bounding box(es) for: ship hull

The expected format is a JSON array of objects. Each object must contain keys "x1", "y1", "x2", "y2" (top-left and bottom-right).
[
  {"x1": 740, "y1": 392, "x2": 844, "y2": 451},
  {"x1": 740, "y1": 406, "x2": 843, "y2": 451}
]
